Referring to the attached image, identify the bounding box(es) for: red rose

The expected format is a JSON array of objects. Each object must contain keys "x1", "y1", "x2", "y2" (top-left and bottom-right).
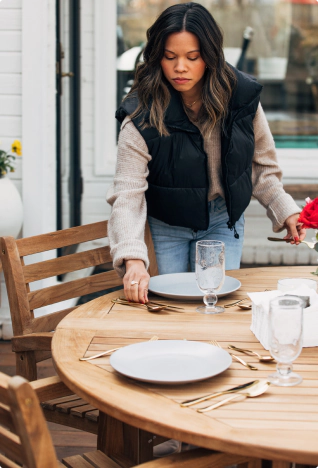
[{"x1": 298, "y1": 197, "x2": 318, "y2": 229}]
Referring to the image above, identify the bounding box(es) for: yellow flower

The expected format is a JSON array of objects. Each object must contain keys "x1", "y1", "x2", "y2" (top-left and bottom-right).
[{"x1": 11, "y1": 140, "x2": 22, "y2": 156}]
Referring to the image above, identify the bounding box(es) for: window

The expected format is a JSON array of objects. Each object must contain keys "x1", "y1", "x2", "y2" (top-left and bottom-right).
[{"x1": 116, "y1": 0, "x2": 318, "y2": 148}]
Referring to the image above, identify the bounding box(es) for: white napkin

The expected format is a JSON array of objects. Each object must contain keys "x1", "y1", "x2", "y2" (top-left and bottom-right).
[{"x1": 248, "y1": 285, "x2": 318, "y2": 349}]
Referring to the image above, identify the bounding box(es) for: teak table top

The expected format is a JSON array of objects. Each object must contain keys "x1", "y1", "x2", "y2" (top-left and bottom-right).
[{"x1": 52, "y1": 266, "x2": 318, "y2": 464}]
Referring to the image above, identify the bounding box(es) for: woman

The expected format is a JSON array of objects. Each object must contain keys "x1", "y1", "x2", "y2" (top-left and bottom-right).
[{"x1": 107, "y1": 2, "x2": 305, "y2": 304}]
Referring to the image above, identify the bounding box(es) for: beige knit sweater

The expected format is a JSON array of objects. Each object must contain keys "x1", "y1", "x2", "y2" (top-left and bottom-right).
[{"x1": 107, "y1": 103, "x2": 300, "y2": 276}]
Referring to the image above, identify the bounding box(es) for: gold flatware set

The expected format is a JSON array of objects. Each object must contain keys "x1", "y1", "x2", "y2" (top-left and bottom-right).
[
  {"x1": 228, "y1": 344, "x2": 274, "y2": 362},
  {"x1": 224, "y1": 297, "x2": 251, "y2": 308},
  {"x1": 112, "y1": 297, "x2": 184, "y2": 312},
  {"x1": 180, "y1": 379, "x2": 259, "y2": 407},
  {"x1": 210, "y1": 340, "x2": 258, "y2": 371},
  {"x1": 197, "y1": 380, "x2": 270, "y2": 412}
]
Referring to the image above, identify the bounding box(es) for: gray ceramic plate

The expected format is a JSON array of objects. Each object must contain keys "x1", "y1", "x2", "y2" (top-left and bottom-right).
[
  {"x1": 149, "y1": 272, "x2": 241, "y2": 300},
  {"x1": 110, "y1": 340, "x2": 232, "y2": 384}
]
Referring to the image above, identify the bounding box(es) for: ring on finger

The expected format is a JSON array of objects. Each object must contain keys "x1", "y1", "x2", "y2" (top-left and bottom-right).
[{"x1": 131, "y1": 280, "x2": 140, "y2": 286}]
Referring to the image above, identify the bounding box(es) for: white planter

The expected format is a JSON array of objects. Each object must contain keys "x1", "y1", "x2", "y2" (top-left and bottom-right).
[{"x1": 0, "y1": 176, "x2": 23, "y2": 238}]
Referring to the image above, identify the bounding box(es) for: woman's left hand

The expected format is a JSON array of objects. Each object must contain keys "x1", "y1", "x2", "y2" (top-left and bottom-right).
[{"x1": 283, "y1": 213, "x2": 306, "y2": 244}]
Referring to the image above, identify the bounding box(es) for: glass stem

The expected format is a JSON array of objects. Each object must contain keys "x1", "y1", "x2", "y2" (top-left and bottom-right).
[
  {"x1": 277, "y1": 362, "x2": 293, "y2": 376},
  {"x1": 204, "y1": 292, "x2": 217, "y2": 308}
]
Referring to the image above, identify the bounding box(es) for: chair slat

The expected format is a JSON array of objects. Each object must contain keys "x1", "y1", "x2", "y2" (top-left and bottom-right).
[
  {"x1": 0, "y1": 452, "x2": 21, "y2": 468},
  {"x1": 85, "y1": 409, "x2": 99, "y2": 422},
  {"x1": 0, "y1": 375, "x2": 11, "y2": 406},
  {"x1": 23, "y1": 247, "x2": 112, "y2": 283},
  {"x1": 28, "y1": 271, "x2": 122, "y2": 310},
  {"x1": 62, "y1": 454, "x2": 96, "y2": 468},
  {"x1": 83, "y1": 450, "x2": 122, "y2": 467},
  {"x1": 41, "y1": 395, "x2": 82, "y2": 410},
  {"x1": 16, "y1": 221, "x2": 108, "y2": 257},
  {"x1": 0, "y1": 404, "x2": 14, "y2": 431},
  {"x1": 24, "y1": 307, "x2": 77, "y2": 335},
  {"x1": 31, "y1": 376, "x2": 74, "y2": 403},
  {"x1": 0, "y1": 427, "x2": 23, "y2": 465},
  {"x1": 56, "y1": 398, "x2": 89, "y2": 414},
  {"x1": 0, "y1": 237, "x2": 32, "y2": 336},
  {"x1": 70, "y1": 403, "x2": 97, "y2": 418}
]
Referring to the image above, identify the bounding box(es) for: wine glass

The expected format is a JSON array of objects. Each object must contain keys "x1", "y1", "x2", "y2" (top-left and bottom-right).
[
  {"x1": 195, "y1": 240, "x2": 225, "y2": 314},
  {"x1": 268, "y1": 295, "x2": 304, "y2": 386}
]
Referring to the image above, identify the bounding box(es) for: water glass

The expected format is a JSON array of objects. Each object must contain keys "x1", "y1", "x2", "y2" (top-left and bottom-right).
[
  {"x1": 268, "y1": 295, "x2": 304, "y2": 386},
  {"x1": 195, "y1": 240, "x2": 225, "y2": 314}
]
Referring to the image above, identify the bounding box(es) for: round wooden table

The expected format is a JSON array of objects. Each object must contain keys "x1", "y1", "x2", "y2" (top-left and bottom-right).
[{"x1": 52, "y1": 266, "x2": 318, "y2": 465}]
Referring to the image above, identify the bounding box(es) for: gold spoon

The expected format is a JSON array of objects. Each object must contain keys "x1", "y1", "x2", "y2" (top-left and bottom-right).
[
  {"x1": 197, "y1": 380, "x2": 270, "y2": 412},
  {"x1": 228, "y1": 345, "x2": 275, "y2": 362}
]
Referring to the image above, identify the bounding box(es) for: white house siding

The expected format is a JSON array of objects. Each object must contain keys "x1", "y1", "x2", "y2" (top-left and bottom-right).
[
  {"x1": 0, "y1": 0, "x2": 22, "y2": 194},
  {"x1": 0, "y1": 0, "x2": 57, "y2": 339},
  {"x1": 0, "y1": 0, "x2": 22, "y2": 339}
]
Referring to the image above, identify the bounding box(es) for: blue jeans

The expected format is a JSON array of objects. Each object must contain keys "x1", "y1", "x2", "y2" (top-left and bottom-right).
[{"x1": 148, "y1": 197, "x2": 244, "y2": 274}]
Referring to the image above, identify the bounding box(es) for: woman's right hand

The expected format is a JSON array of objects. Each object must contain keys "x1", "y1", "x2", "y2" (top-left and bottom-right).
[{"x1": 123, "y1": 259, "x2": 150, "y2": 303}]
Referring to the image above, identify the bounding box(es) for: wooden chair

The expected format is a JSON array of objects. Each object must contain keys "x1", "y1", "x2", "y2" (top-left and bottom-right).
[
  {"x1": 0, "y1": 220, "x2": 158, "y2": 434},
  {"x1": 0, "y1": 370, "x2": 261, "y2": 468}
]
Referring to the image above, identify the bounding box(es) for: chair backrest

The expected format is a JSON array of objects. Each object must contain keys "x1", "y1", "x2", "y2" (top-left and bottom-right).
[
  {"x1": 0, "y1": 221, "x2": 122, "y2": 338},
  {"x1": 0, "y1": 371, "x2": 59, "y2": 468},
  {"x1": 0, "y1": 220, "x2": 158, "y2": 339}
]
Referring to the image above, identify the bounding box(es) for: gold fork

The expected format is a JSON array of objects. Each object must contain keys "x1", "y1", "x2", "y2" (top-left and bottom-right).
[
  {"x1": 224, "y1": 290, "x2": 271, "y2": 309},
  {"x1": 209, "y1": 340, "x2": 258, "y2": 371},
  {"x1": 224, "y1": 298, "x2": 249, "y2": 308},
  {"x1": 79, "y1": 335, "x2": 159, "y2": 361}
]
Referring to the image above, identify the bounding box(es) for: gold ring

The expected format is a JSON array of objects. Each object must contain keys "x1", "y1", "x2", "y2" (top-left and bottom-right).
[{"x1": 131, "y1": 280, "x2": 139, "y2": 286}]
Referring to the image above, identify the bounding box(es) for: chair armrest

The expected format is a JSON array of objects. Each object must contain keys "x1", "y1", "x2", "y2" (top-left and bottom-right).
[
  {"x1": 12, "y1": 332, "x2": 53, "y2": 352},
  {"x1": 30, "y1": 376, "x2": 73, "y2": 402}
]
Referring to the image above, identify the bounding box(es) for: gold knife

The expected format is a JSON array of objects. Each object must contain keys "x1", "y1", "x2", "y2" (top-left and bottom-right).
[{"x1": 180, "y1": 380, "x2": 259, "y2": 407}]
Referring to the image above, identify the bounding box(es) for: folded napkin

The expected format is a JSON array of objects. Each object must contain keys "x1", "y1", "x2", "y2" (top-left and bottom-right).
[{"x1": 248, "y1": 285, "x2": 318, "y2": 349}]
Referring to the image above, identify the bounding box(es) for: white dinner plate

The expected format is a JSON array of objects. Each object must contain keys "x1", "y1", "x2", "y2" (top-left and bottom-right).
[
  {"x1": 148, "y1": 272, "x2": 241, "y2": 300},
  {"x1": 110, "y1": 340, "x2": 232, "y2": 384}
]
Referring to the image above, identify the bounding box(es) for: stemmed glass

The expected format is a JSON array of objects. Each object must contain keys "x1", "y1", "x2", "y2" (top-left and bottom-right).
[
  {"x1": 195, "y1": 240, "x2": 225, "y2": 314},
  {"x1": 268, "y1": 295, "x2": 304, "y2": 386}
]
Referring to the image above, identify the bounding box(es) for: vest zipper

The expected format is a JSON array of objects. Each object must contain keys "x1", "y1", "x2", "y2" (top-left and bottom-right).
[{"x1": 227, "y1": 220, "x2": 240, "y2": 239}]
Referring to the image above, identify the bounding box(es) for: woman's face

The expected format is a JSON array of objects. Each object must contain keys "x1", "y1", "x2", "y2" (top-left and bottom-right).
[{"x1": 160, "y1": 31, "x2": 206, "y2": 97}]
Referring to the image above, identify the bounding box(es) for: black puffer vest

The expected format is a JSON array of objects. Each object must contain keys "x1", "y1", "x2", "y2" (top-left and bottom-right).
[{"x1": 116, "y1": 68, "x2": 262, "y2": 234}]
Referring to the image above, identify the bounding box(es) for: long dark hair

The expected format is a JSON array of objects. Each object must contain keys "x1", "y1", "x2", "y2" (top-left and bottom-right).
[{"x1": 128, "y1": 2, "x2": 236, "y2": 137}]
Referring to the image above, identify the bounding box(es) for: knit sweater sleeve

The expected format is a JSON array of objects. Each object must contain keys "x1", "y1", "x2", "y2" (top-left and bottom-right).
[
  {"x1": 106, "y1": 117, "x2": 151, "y2": 276},
  {"x1": 252, "y1": 103, "x2": 300, "y2": 232}
]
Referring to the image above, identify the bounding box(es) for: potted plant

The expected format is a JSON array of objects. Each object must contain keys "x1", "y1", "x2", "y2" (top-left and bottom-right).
[{"x1": 0, "y1": 140, "x2": 23, "y2": 238}]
